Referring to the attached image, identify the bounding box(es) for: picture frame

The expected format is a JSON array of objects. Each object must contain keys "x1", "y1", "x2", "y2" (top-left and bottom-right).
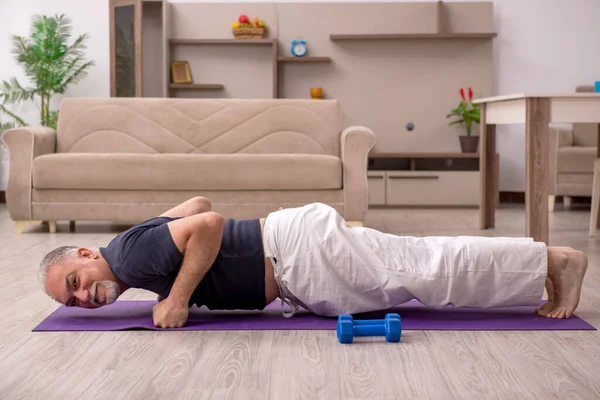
[{"x1": 171, "y1": 61, "x2": 192, "y2": 84}]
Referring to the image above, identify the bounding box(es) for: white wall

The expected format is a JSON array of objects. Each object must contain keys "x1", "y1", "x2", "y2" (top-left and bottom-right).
[
  {"x1": 492, "y1": 0, "x2": 600, "y2": 191},
  {"x1": 1, "y1": 0, "x2": 600, "y2": 192}
]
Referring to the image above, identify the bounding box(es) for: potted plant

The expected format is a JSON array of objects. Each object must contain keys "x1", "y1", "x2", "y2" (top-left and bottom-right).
[
  {"x1": 0, "y1": 13, "x2": 94, "y2": 191},
  {"x1": 0, "y1": 14, "x2": 94, "y2": 131},
  {"x1": 447, "y1": 87, "x2": 481, "y2": 153}
]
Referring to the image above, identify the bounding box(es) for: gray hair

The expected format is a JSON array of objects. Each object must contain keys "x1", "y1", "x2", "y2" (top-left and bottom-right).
[{"x1": 38, "y1": 246, "x2": 80, "y2": 292}]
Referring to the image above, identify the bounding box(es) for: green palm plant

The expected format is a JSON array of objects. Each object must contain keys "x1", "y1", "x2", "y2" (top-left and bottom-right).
[{"x1": 0, "y1": 13, "x2": 94, "y2": 131}]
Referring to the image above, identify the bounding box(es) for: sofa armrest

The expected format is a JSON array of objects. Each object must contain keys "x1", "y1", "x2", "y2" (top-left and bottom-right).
[
  {"x1": 1, "y1": 126, "x2": 56, "y2": 220},
  {"x1": 341, "y1": 125, "x2": 376, "y2": 222},
  {"x1": 548, "y1": 127, "x2": 574, "y2": 195}
]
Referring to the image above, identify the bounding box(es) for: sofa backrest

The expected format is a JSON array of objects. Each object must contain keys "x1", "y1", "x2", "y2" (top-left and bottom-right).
[
  {"x1": 56, "y1": 98, "x2": 341, "y2": 156},
  {"x1": 573, "y1": 85, "x2": 598, "y2": 147}
]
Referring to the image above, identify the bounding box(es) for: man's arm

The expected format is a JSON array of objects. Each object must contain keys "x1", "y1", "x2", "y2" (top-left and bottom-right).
[
  {"x1": 159, "y1": 196, "x2": 212, "y2": 218},
  {"x1": 152, "y1": 211, "x2": 226, "y2": 328},
  {"x1": 167, "y1": 211, "x2": 225, "y2": 304},
  {"x1": 154, "y1": 196, "x2": 212, "y2": 304}
]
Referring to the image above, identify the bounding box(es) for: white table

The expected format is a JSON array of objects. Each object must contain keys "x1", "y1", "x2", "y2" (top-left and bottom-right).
[{"x1": 473, "y1": 93, "x2": 600, "y2": 244}]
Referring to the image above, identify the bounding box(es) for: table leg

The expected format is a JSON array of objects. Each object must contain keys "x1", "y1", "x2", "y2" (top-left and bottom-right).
[
  {"x1": 479, "y1": 103, "x2": 496, "y2": 229},
  {"x1": 597, "y1": 123, "x2": 600, "y2": 158},
  {"x1": 596, "y1": 124, "x2": 600, "y2": 228},
  {"x1": 525, "y1": 98, "x2": 550, "y2": 244}
]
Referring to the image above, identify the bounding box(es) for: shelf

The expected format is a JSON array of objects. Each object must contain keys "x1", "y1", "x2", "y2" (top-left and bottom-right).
[
  {"x1": 170, "y1": 39, "x2": 276, "y2": 45},
  {"x1": 330, "y1": 33, "x2": 497, "y2": 41},
  {"x1": 277, "y1": 56, "x2": 332, "y2": 63},
  {"x1": 169, "y1": 83, "x2": 224, "y2": 90},
  {"x1": 368, "y1": 152, "x2": 484, "y2": 173},
  {"x1": 369, "y1": 152, "x2": 479, "y2": 159}
]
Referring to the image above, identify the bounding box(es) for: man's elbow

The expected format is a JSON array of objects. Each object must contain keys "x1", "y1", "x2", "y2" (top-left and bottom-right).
[
  {"x1": 187, "y1": 212, "x2": 226, "y2": 250},
  {"x1": 194, "y1": 211, "x2": 226, "y2": 238},
  {"x1": 203, "y1": 211, "x2": 226, "y2": 230},
  {"x1": 168, "y1": 211, "x2": 226, "y2": 253}
]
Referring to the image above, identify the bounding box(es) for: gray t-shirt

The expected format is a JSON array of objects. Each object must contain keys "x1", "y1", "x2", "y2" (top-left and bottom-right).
[{"x1": 99, "y1": 216, "x2": 267, "y2": 310}]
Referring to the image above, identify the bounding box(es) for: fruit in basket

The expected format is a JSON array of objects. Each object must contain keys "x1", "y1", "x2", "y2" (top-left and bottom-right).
[
  {"x1": 232, "y1": 22, "x2": 240, "y2": 29},
  {"x1": 252, "y1": 17, "x2": 259, "y2": 27},
  {"x1": 238, "y1": 14, "x2": 249, "y2": 23},
  {"x1": 258, "y1": 20, "x2": 265, "y2": 27}
]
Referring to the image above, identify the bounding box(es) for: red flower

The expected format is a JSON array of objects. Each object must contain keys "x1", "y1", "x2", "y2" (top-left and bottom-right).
[
  {"x1": 468, "y1": 87, "x2": 473, "y2": 101},
  {"x1": 460, "y1": 88, "x2": 465, "y2": 101}
]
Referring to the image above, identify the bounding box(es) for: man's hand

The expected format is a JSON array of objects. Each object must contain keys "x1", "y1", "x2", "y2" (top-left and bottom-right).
[{"x1": 152, "y1": 297, "x2": 189, "y2": 329}]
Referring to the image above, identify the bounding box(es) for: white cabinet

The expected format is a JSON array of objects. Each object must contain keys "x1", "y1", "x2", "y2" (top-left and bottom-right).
[{"x1": 367, "y1": 153, "x2": 493, "y2": 207}]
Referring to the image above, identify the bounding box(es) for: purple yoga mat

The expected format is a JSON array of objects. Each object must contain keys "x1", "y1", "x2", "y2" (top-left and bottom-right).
[{"x1": 32, "y1": 300, "x2": 595, "y2": 332}]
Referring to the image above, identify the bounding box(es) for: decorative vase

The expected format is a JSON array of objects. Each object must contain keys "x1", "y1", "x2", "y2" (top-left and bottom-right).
[
  {"x1": 310, "y1": 87, "x2": 323, "y2": 99},
  {"x1": 459, "y1": 135, "x2": 479, "y2": 153}
]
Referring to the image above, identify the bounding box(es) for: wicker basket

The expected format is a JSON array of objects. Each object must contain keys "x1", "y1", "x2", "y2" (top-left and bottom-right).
[{"x1": 232, "y1": 27, "x2": 265, "y2": 39}]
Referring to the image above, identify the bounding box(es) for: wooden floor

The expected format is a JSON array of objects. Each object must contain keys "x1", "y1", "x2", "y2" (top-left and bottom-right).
[{"x1": 1, "y1": 203, "x2": 600, "y2": 399}]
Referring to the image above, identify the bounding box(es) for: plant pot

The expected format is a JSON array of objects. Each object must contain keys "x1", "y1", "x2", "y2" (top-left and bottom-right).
[{"x1": 459, "y1": 135, "x2": 479, "y2": 153}]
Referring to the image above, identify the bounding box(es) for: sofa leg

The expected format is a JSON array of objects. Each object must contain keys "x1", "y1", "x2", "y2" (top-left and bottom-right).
[
  {"x1": 548, "y1": 195, "x2": 556, "y2": 212},
  {"x1": 346, "y1": 221, "x2": 363, "y2": 227},
  {"x1": 48, "y1": 221, "x2": 57, "y2": 234},
  {"x1": 69, "y1": 221, "x2": 76, "y2": 231},
  {"x1": 563, "y1": 196, "x2": 572, "y2": 210},
  {"x1": 590, "y1": 185, "x2": 600, "y2": 237},
  {"x1": 14, "y1": 220, "x2": 45, "y2": 234},
  {"x1": 14, "y1": 221, "x2": 29, "y2": 234}
]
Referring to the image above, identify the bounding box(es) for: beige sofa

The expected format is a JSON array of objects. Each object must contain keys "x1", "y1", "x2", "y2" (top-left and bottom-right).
[
  {"x1": 548, "y1": 86, "x2": 598, "y2": 211},
  {"x1": 1, "y1": 98, "x2": 376, "y2": 233}
]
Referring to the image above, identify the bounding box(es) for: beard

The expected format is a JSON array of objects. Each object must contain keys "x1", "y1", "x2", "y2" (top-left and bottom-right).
[{"x1": 89, "y1": 280, "x2": 120, "y2": 307}]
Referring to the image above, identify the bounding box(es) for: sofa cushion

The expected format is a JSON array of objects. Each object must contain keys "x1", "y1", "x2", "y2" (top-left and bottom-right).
[
  {"x1": 56, "y1": 98, "x2": 341, "y2": 156},
  {"x1": 557, "y1": 147, "x2": 596, "y2": 174},
  {"x1": 33, "y1": 153, "x2": 342, "y2": 191},
  {"x1": 31, "y1": 189, "x2": 345, "y2": 222}
]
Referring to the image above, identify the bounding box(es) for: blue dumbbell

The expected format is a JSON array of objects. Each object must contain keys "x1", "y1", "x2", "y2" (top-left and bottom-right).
[{"x1": 336, "y1": 313, "x2": 402, "y2": 344}]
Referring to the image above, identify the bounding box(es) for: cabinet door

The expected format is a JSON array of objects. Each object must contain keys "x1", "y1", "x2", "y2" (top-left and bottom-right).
[
  {"x1": 110, "y1": 0, "x2": 143, "y2": 97},
  {"x1": 386, "y1": 171, "x2": 479, "y2": 206},
  {"x1": 368, "y1": 172, "x2": 386, "y2": 205}
]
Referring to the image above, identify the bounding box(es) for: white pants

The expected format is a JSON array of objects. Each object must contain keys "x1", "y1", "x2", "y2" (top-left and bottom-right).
[{"x1": 262, "y1": 202, "x2": 548, "y2": 317}]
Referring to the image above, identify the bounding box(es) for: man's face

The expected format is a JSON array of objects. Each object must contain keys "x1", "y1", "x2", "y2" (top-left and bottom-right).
[{"x1": 45, "y1": 249, "x2": 122, "y2": 308}]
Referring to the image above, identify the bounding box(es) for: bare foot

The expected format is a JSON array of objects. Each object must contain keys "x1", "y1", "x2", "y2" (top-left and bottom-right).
[
  {"x1": 535, "y1": 277, "x2": 555, "y2": 317},
  {"x1": 546, "y1": 248, "x2": 588, "y2": 319}
]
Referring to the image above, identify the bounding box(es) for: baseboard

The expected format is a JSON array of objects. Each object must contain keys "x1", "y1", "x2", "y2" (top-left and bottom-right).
[
  {"x1": 369, "y1": 205, "x2": 478, "y2": 209},
  {"x1": 0, "y1": 191, "x2": 5, "y2": 204},
  {"x1": 368, "y1": 192, "x2": 525, "y2": 208},
  {"x1": 499, "y1": 191, "x2": 525, "y2": 204},
  {"x1": 498, "y1": 192, "x2": 591, "y2": 205}
]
